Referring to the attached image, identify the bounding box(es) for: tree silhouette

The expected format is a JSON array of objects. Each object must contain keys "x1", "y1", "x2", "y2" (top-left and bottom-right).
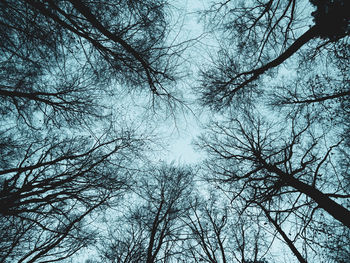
[
  {"x1": 184, "y1": 191, "x2": 271, "y2": 263},
  {"x1": 198, "y1": 0, "x2": 350, "y2": 109},
  {"x1": 97, "y1": 164, "x2": 193, "y2": 263},
  {"x1": 195, "y1": 2, "x2": 350, "y2": 260},
  {"x1": 1, "y1": 0, "x2": 349, "y2": 262},
  {"x1": 0, "y1": 130, "x2": 144, "y2": 262},
  {"x1": 197, "y1": 111, "x2": 350, "y2": 261},
  {"x1": 0, "y1": 0, "x2": 183, "y2": 261}
]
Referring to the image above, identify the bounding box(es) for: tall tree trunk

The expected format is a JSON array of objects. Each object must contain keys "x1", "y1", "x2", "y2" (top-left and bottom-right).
[
  {"x1": 266, "y1": 164, "x2": 350, "y2": 229},
  {"x1": 258, "y1": 203, "x2": 307, "y2": 263},
  {"x1": 232, "y1": 25, "x2": 320, "y2": 93}
]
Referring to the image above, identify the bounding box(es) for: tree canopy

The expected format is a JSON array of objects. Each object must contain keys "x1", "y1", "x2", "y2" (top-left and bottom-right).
[{"x1": 1, "y1": 0, "x2": 349, "y2": 262}]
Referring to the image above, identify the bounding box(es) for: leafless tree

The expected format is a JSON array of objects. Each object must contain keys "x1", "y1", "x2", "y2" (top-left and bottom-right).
[
  {"x1": 196, "y1": 111, "x2": 350, "y2": 262},
  {"x1": 97, "y1": 164, "x2": 194, "y2": 263},
  {"x1": 0, "y1": 0, "x2": 185, "y2": 261},
  {"x1": 197, "y1": 0, "x2": 350, "y2": 109},
  {"x1": 0, "y1": 130, "x2": 144, "y2": 262},
  {"x1": 195, "y1": 2, "x2": 350, "y2": 261},
  {"x1": 184, "y1": 191, "x2": 271, "y2": 263}
]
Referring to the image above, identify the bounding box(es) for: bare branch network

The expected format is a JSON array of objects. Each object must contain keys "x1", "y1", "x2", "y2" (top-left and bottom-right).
[{"x1": 0, "y1": 0, "x2": 349, "y2": 262}]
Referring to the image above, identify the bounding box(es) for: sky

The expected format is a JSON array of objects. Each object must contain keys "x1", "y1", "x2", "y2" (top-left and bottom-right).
[
  {"x1": 5, "y1": 1, "x2": 346, "y2": 262},
  {"x1": 160, "y1": 0, "x2": 212, "y2": 165}
]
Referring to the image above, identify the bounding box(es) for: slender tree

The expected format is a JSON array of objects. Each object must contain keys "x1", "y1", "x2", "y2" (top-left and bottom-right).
[
  {"x1": 98, "y1": 164, "x2": 194, "y2": 263},
  {"x1": 196, "y1": 111, "x2": 350, "y2": 261},
  {"x1": 184, "y1": 191, "x2": 271, "y2": 263},
  {"x1": 0, "y1": 130, "x2": 144, "y2": 262},
  {"x1": 195, "y1": 1, "x2": 350, "y2": 261},
  {"x1": 198, "y1": 0, "x2": 350, "y2": 109},
  {"x1": 0, "y1": 0, "x2": 184, "y2": 261}
]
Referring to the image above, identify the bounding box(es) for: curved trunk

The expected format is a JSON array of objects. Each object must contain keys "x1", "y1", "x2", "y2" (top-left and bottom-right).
[{"x1": 232, "y1": 25, "x2": 320, "y2": 93}]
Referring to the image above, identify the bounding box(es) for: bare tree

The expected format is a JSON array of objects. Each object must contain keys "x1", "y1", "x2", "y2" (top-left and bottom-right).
[
  {"x1": 1, "y1": 0, "x2": 182, "y2": 105},
  {"x1": 196, "y1": 111, "x2": 350, "y2": 261},
  {"x1": 0, "y1": 0, "x2": 186, "y2": 261},
  {"x1": 194, "y1": 2, "x2": 350, "y2": 261},
  {"x1": 184, "y1": 191, "x2": 271, "y2": 263},
  {"x1": 197, "y1": 0, "x2": 350, "y2": 109},
  {"x1": 97, "y1": 164, "x2": 194, "y2": 263},
  {"x1": 0, "y1": 130, "x2": 144, "y2": 262}
]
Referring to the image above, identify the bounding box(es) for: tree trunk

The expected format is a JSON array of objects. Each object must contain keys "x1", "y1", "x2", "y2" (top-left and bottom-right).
[{"x1": 266, "y1": 164, "x2": 350, "y2": 229}]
